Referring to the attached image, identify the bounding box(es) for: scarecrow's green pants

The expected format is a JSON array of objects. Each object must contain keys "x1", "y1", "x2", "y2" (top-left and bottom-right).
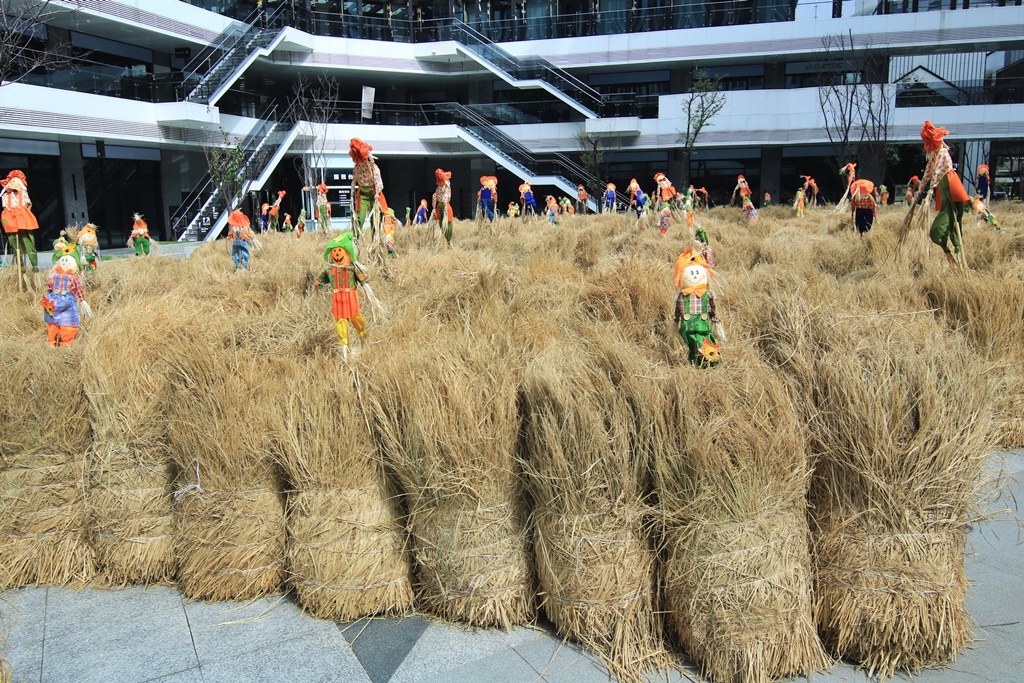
[
  {"x1": 678, "y1": 317, "x2": 717, "y2": 366},
  {"x1": 7, "y1": 231, "x2": 37, "y2": 269},
  {"x1": 353, "y1": 187, "x2": 375, "y2": 236},
  {"x1": 135, "y1": 237, "x2": 151, "y2": 256},
  {"x1": 930, "y1": 175, "x2": 964, "y2": 255}
]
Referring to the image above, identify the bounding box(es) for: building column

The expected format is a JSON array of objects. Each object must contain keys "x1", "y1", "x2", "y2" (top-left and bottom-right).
[
  {"x1": 759, "y1": 147, "x2": 782, "y2": 205},
  {"x1": 58, "y1": 142, "x2": 89, "y2": 225}
]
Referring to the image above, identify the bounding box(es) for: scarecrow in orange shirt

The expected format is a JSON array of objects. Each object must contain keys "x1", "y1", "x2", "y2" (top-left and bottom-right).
[
  {"x1": 654, "y1": 172, "x2": 676, "y2": 211},
  {"x1": 433, "y1": 169, "x2": 454, "y2": 244},
  {"x1": 268, "y1": 190, "x2": 285, "y2": 231},
  {"x1": 576, "y1": 183, "x2": 589, "y2": 214},
  {"x1": 732, "y1": 175, "x2": 751, "y2": 206},
  {"x1": 317, "y1": 231, "x2": 368, "y2": 361},
  {"x1": 908, "y1": 121, "x2": 971, "y2": 268},
  {"x1": 349, "y1": 138, "x2": 388, "y2": 238},
  {"x1": 2, "y1": 170, "x2": 40, "y2": 272}
]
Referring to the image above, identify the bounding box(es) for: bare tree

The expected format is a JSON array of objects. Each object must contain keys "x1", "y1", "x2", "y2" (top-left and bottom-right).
[
  {"x1": 675, "y1": 69, "x2": 727, "y2": 187},
  {"x1": 574, "y1": 131, "x2": 604, "y2": 201},
  {"x1": 0, "y1": 0, "x2": 80, "y2": 87},
  {"x1": 816, "y1": 31, "x2": 893, "y2": 187},
  {"x1": 203, "y1": 130, "x2": 251, "y2": 216},
  {"x1": 292, "y1": 74, "x2": 342, "y2": 188}
]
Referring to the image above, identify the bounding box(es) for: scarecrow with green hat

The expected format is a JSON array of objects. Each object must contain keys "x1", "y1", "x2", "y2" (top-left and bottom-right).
[{"x1": 317, "y1": 231, "x2": 368, "y2": 358}]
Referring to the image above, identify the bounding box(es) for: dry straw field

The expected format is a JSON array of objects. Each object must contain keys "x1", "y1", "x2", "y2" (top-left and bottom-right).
[{"x1": 1, "y1": 199, "x2": 1022, "y2": 682}]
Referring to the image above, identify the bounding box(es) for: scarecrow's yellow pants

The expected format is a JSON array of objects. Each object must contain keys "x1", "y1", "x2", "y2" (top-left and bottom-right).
[{"x1": 334, "y1": 315, "x2": 367, "y2": 346}]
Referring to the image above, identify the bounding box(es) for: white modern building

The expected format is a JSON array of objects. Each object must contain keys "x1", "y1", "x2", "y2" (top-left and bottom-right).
[{"x1": 2, "y1": 0, "x2": 1023, "y2": 246}]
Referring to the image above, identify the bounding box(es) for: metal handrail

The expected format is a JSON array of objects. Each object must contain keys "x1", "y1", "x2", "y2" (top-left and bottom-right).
[{"x1": 179, "y1": 8, "x2": 258, "y2": 88}]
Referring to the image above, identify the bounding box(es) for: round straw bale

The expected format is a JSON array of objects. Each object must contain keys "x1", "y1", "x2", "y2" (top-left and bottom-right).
[
  {"x1": 286, "y1": 486, "x2": 412, "y2": 621},
  {"x1": 0, "y1": 453, "x2": 94, "y2": 589},
  {"x1": 173, "y1": 487, "x2": 285, "y2": 601}
]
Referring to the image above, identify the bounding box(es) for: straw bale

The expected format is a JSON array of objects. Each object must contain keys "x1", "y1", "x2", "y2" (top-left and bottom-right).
[
  {"x1": 521, "y1": 340, "x2": 663, "y2": 680},
  {"x1": 87, "y1": 443, "x2": 175, "y2": 585},
  {"x1": 163, "y1": 344, "x2": 288, "y2": 601},
  {"x1": 362, "y1": 327, "x2": 534, "y2": 629},
  {"x1": 0, "y1": 453, "x2": 94, "y2": 589},
  {"x1": 279, "y1": 356, "x2": 412, "y2": 621},
  {"x1": 806, "y1": 324, "x2": 999, "y2": 679},
  {"x1": 173, "y1": 487, "x2": 285, "y2": 601},
  {"x1": 654, "y1": 352, "x2": 828, "y2": 683}
]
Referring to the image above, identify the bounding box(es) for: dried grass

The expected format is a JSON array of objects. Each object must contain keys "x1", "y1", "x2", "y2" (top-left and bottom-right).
[
  {"x1": 654, "y1": 349, "x2": 828, "y2": 683},
  {"x1": 278, "y1": 354, "x2": 413, "y2": 621},
  {"x1": 164, "y1": 345, "x2": 286, "y2": 601},
  {"x1": 520, "y1": 338, "x2": 664, "y2": 681},
  {"x1": 362, "y1": 325, "x2": 534, "y2": 629}
]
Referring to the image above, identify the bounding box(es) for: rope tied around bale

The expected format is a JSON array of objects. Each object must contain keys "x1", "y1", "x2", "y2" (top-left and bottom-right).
[{"x1": 172, "y1": 460, "x2": 202, "y2": 500}]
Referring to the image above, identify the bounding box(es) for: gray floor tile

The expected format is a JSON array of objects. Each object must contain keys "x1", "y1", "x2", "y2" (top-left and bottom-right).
[
  {"x1": 388, "y1": 620, "x2": 547, "y2": 683},
  {"x1": 41, "y1": 593, "x2": 197, "y2": 683},
  {"x1": 141, "y1": 668, "x2": 204, "y2": 683},
  {"x1": 512, "y1": 633, "x2": 614, "y2": 683},
  {"x1": 42, "y1": 586, "x2": 184, "y2": 643},
  {"x1": 184, "y1": 594, "x2": 340, "y2": 665},
  {"x1": 199, "y1": 632, "x2": 371, "y2": 683},
  {"x1": 2, "y1": 640, "x2": 42, "y2": 683},
  {"x1": 340, "y1": 614, "x2": 429, "y2": 683},
  {"x1": 1, "y1": 586, "x2": 48, "y2": 645},
  {"x1": 417, "y1": 646, "x2": 542, "y2": 683}
]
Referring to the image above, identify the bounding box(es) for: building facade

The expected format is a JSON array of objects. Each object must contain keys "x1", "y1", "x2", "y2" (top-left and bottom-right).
[{"x1": 2, "y1": 0, "x2": 1023, "y2": 245}]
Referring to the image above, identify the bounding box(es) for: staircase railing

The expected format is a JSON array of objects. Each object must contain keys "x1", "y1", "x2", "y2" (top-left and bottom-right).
[
  {"x1": 180, "y1": 4, "x2": 288, "y2": 104},
  {"x1": 173, "y1": 101, "x2": 299, "y2": 241},
  {"x1": 446, "y1": 18, "x2": 604, "y2": 117}
]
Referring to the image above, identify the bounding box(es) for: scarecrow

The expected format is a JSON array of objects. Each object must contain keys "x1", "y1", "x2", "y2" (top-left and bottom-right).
[
  {"x1": 659, "y1": 206, "x2": 672, "y2": 236},
  {"x1": 972, "y1": 198, "x2": 999, "y2": 230},
  {"x1": 478, "y1": 176, "x2": 497, "y2": 221},
  {"x1": 315, "y1": 183, "x2": 331, "y2": 231},
  {"x1": 129, "y1": 214, "x2": 152, "y2": 256},
  {"x1": 78, "y1": 223, "x2": 100, "y2": 271},
  {"x1": 559, "y1": 196, "x2": 574, "y2": 216},
  {"x1": 795, "y1": 188, "x2": 806, "y2": 217},
  {"x1": 42, "y1": 254, "x2": 92, "y2": 347},
  {"x1": 433, "y1": 168, "x2": 454, "y2": 244},
  {"x1": 605, "y1": 182, "x2": 618, "y2": 213},
  {"x1": 762, "y1": 192, "x2": 773, "y2": 208},
  {"x1": 741, "y1": 194, "x2": 758, "y2": 222},
  {"x1": 878, "y1": 185, "x2": 889, "y2": 206},
  {"x1": 910, "y1": 120, "x2": 971, "y2": 268},
  {"x1": 2, "y1": 170, "x2": 40, "y2": 273},
  {"x1": 507, "y1": 201, "x2": 520, "y2": 219},
  {"x1": 673, "y1": 248, "x2": 723, "y2": 367},
  {"x1": 260, "y1": 202, "x2": 270, "y2": 233},
  {"x1": 317, "y1": 231, "x2": 368, "y2": 360},
  {"x1": 282, "y1": 213, "x2": 294, "y2": 233},
  {"x1": 51, "y1": 230, "x2": 81, "y2": 268},
  {"x1": 835, "y1": 162, "x2": 857, "y2": 211},
  {"x1": 654, "y1": 172, "x2": 676, "y2": 211},
  {"x1": 732, "y1": 175, "x2": 751, "y2": 205},
  {"x1": 296, "y1": 209, "x2": 306, "y2": 239},
  {"x1": 695, "y1": 186, "x2": 710, "y2": 211},
  {"x1": 268, "y1": 190, "x2": 285, "y2": 231},
  {"x1": 350, "y1": 138, "x2": 389, "y2": 237},
  {"x1": 694, "y1": 225, "x2": 715, "y2": 268},
  {"x1": 800, "y1": 175, "x2": 819, "y2": 207},
  {"x1": 906, "y1": 175, "x2": 920, "y2": 205},
  {"x1": 546, "y1": 196, "x2": 560, "y2": 225},
  {"x1": 626, "y1": 178, "x2": 640, "y2": 209},
  {"x1": 382, "y1": 208, "x2": 399, "y2": 258},
  {"x1": 976, "y1": 164, "x2": 990, "y2": 202},
  {"x1": 850, "y1": 179, "x2": 877, "y2": 235},
  {"x1": 520, "y1": 182, "x2": 537, "y2": 217},
  {"x1": 414, "y1": 199, "x2": 429, "y2": 225},
  {"x1": 226, "y1": 209, "x2": 255, "y2": 271},
  {"x1": 576, "y1": 183, "x2": 588, "y2": 214}
]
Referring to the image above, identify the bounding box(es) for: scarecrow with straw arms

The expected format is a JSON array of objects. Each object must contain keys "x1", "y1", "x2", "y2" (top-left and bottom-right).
[
  {"x1": 433, "y1": 168, "x2": 454, "y2": 244},
  {"x1": 315, "y1": 183, "x2": 331, "y2": 231},
  {"x1": 2, "y1": 169, "x2": 41, "y2": 277},
  {"x1": 673, "y1": 247, "x2": 724, "y2": 367},
  {"x1": 78, "y1": 223, "x2": 100, "y2": 271},
  {"x1": 226, "y1": 209, "x2": 255, "y2": 271},
  {"x1": 903, "y1": 121, "x2": 971, "y2": 269},
  {"x1": 317, "y1": 231, "x2": 381, "y2": 361},
  {"x1": 576, "y1": 183, "x2": 588, "y2": 214},
  {"x1": 349, "y1": 138, "x2": 388, "y2": 238},
  {"x1": 976, "y1": 164, "x2": 991, "y2": 203}
]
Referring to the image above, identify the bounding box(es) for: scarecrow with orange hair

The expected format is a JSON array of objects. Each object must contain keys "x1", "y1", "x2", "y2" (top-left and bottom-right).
[
  {"x1": 2, "y1": 169, "x2": 40, "y2": 272},
  {"x1": 849, "y1": 179, "x2": 877, "y2": 235},
  {"x1": 799, "y1": 175, "x2": 818, "y2": 208},
  {"x1": 129, "y1": 213, "x2": 152, "y2": 256},
  {"x1": 910, "y1": 120, "x2": 971, "y2": 267},
  {"x1": 433, "y1": 169, "x2": 454, "y2": 244},
  {"x1": 414, "y1": 199, "x2": 429, "y2": 225},
  {"x1": 349, "y1": 138, "x2": 388, "y2": 237},
  {"x1": 226, "y1": 209, "x2": 255, "y2": 271},
  {"x1": 268, "y1": 190, "x2": 285, "y2": 231},
  {"x1": 605, "y1": 182, "x2": 617, "y2": 213},
  {"x1": 576, "y1": 184, "x2": 589, "y2": 214},
  {"x1": 654, "y1": 172, "x2": 676, "y2": 211},
  {"x1": 315, "y1": 183, "x2": 331, "y2": 231},
  {"x1": 905, "y1": 176, "x2": 920, "y2": 205},
  {"x1": 673, "y1": 248, "x2": 723, "y2": 367},
  {"x1": 478, "y1": 176, "x2": 497, "y2": 221},
  {"x1": 519, "y1": 181, "x2": 537, "y2": 217},
  {"x1": 976, "y1": 164, "x2": 990, "y2": 203},
  {"x1": 835, "y1": 162, "x2": 857, "y2": 211}
]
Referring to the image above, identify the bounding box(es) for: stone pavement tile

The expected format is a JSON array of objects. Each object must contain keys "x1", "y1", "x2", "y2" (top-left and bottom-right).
[
  {"x1": 140, "y1": 668, "x2": 204, "y2": 683},
  {"x1": 1, "y1": 586, "x2": 48, "y2": 645},
  {"x1": 963, "y1": 558, "x2": 1023, "y2": 632},
  {"x1": 511, "y1": 633, "x2": 613, "y2": 683},
  {"x1": 339, "y1": 614, "x2": 429, "y2": 683},
  {"x1": 387, "y1": 618, "x2": 548, "y2": 683},
  {"x1": 41, "y1": 588, "x2": 196, "y2": 683},
  {"x1": 199, "y1": 631, "x2": 371, "y2": 683},
  {"x1": 415, "y1": 645, "x2": 541, "y2": 683},
  {"x1": 2, "y1": 641, "x2": 42, "y2": 683},
  {"x1": 184, "y1": 594, "x2": 340, "y2": 664}
]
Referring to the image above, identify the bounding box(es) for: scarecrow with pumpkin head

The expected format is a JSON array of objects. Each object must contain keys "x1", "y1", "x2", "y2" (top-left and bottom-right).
[
  {"x1": 673, "y1": 248, "x2": 724, "y2": 367},
  {"x1": 318, "y1": 232, "x2": 369, "y2": 359}
]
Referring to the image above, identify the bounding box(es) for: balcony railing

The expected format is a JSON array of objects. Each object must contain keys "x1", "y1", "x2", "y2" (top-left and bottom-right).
[{"x1": 895, "y1": 76, "x2": 1024, "y2": 107}]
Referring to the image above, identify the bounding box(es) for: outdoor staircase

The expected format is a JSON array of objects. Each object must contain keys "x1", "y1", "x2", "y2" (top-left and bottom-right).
[
  {"x1": 180, "y1": 6, "x2": 289, "y2": 106},
  {"x1": 173, "y1": 104, "x2": 300, "y2": 242},
  {"x1": 448, "y1": 19, "x2": 605, "y2": 119},
  {"x1": 429, "y1": 102, "x2": 623, "y2": 212}
]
